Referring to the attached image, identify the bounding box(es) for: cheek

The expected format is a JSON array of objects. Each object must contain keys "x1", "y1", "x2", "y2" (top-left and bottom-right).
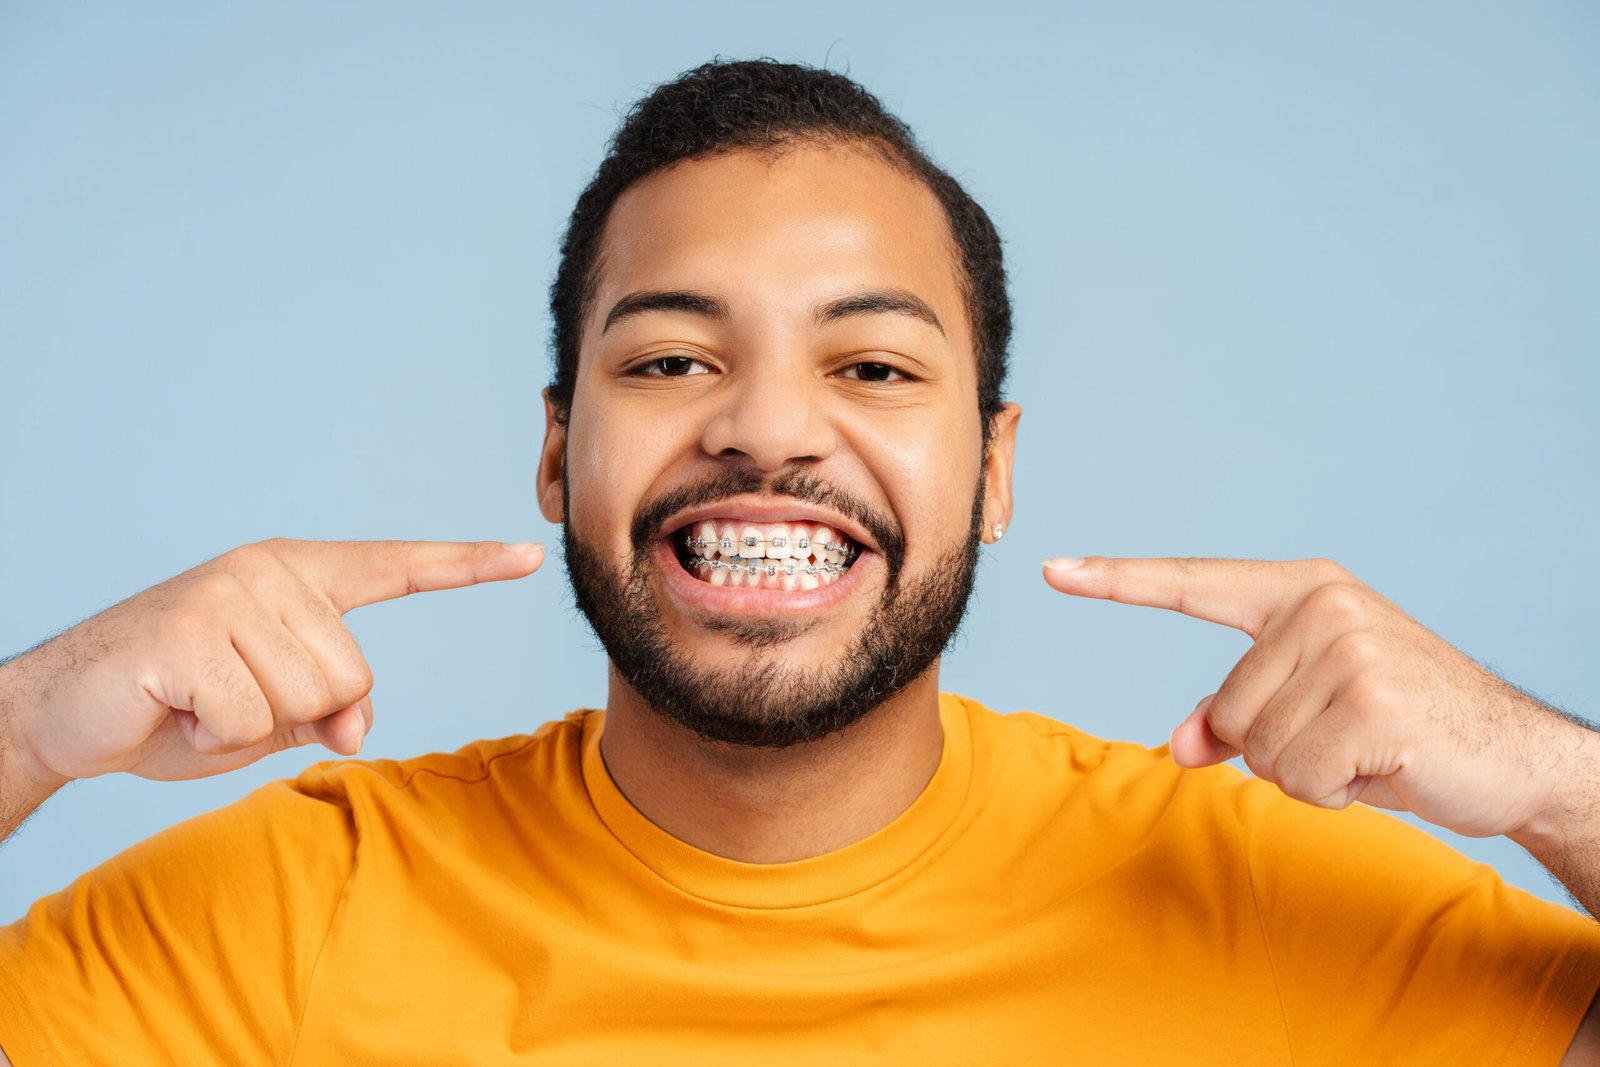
[
  {"x1": 865, "y1": 424, "x2": 985, "y2": 549},
  {"x1": 564, "y1": 412, "x2": 662, "y2": 549}
]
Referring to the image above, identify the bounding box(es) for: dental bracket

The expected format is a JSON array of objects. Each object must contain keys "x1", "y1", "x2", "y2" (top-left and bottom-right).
[
  {"x1": 684, "y1": 533, "x2": 847, "y2": 555},
  {"x1": 686, "y1": 557, "x2": 846, "y2": 577}
]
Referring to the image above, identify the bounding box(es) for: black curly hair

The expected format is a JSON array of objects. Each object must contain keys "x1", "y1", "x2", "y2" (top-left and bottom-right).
[{"x1": 547, "y1": 58, "x2": 1012, "y2": 442}]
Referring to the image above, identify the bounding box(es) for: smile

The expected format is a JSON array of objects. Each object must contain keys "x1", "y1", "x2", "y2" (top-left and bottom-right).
[{"x1": 673, "y1": 521, "x2": 860, "y2": 590}]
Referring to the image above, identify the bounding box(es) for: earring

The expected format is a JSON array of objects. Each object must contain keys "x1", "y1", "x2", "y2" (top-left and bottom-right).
[{"x1": 991, "y1": 522, "x2": 1005, "y2": 541}]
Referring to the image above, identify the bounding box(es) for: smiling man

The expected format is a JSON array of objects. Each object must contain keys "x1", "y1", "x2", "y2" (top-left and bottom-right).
[{"x1": 1, "y1": 59, "x2": 1599, "y2": 1065}]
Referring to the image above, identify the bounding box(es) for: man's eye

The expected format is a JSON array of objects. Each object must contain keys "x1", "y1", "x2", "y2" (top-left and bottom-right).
[
  {"x1": 637, "y1": 356, "x2": 710, "y2": 377},
  {"x1": 840, "y1": 361, "x2": 908, "y2": 383}
]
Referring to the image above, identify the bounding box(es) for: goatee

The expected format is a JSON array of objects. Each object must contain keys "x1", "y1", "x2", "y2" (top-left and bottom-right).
[{"x1": 561, "y1": 466, "x2": 984, "y2": 748}]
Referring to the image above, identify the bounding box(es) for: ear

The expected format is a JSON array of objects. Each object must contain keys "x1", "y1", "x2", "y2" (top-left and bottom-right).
[
  {"x1": 537, "y1": 389, "x2": 568, "y2": 524},
  {"x1": 980, "y1": 403, "x2": 1021, "y2": 544}
]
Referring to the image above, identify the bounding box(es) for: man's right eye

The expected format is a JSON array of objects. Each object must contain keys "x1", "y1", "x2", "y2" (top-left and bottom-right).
[{"x1": 634, "y1": 355, "x2": 711, "y2": 377}]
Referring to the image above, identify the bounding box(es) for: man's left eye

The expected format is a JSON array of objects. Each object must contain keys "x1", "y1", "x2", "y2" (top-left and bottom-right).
[{"x1": 840, "y1": 361, "x2": 907, "y2": 383}]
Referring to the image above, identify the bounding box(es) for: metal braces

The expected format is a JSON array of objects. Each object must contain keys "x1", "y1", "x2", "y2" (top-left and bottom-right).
[
  {"x1": 683, "y1": 532, "x2": 850, "y2": 556},
  {"x1": 687, "y1": 557, "x2": 849, "y2": 577}
]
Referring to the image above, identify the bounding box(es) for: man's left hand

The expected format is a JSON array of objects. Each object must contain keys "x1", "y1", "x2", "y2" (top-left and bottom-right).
[{"x1": 1042, "y1": 556, "x2": 1593, "y2": 840}]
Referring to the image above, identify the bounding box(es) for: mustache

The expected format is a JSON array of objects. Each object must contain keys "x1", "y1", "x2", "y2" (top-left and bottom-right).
[{"x1": 630, "y1": 467, "x2": 906, "y2": 577}]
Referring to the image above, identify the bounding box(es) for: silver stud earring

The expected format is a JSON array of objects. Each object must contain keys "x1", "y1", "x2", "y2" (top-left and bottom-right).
[{"x1": 992, "y1": 522, "x2": 1005, "y2": 541}]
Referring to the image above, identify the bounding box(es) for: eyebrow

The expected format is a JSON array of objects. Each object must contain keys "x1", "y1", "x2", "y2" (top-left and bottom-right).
[
  {"x1": 599, "y1": 286, "x2": 945, "y2": 336},
  {"x1": 813, "y1": 289, "x2": 944, "y2": 336},
  {"x1": 602, "y1": 290, "x2": 729, "y2": 334}
]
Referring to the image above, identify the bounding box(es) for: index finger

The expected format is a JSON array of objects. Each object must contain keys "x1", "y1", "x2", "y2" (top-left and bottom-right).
[
  {"x1": 1041, "y1": 556, "x2": 1333, "y2": 638},
  {"x1": 268, "y1": 539, "x2": 545, "y2": 614}
]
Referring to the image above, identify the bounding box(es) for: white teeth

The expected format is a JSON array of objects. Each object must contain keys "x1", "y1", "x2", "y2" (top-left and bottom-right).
[
  {"x1": 812, "y1": 525, "x2": 838, "y2": 563},
  {"x1": 764, "y1": 524, "x2": 791, "y2": 559},
  {"x1": 679, "y1": 517, "x2": 857, "y2": 591},
  {"x1": 739, "y1": 524, "x2": 763, "y2": 555},
  {"x1": 788, "y1": 524, "x2": 812, "y2": 560}
]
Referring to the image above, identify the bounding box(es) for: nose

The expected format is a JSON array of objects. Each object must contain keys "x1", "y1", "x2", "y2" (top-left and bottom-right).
[{"x1": 698, "y1": 357, "x2": 838, "y2": 472}]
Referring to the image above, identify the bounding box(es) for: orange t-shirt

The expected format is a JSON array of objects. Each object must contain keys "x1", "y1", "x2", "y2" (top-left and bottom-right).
[{"x1": 1, "y1": 693, "x2": 1597, "y2": 1064}]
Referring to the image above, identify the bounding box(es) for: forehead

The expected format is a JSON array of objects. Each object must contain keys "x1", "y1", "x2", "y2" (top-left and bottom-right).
[{"x1": 587, "y1": 143, "x2": 971, "y2": 348}]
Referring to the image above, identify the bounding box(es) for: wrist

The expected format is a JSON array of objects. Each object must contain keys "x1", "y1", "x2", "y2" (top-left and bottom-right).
[
  {"x1": 1507, "y1": 717, "x2": 1600, "y2": 854},
  {"x1": 0, "y1": 662, "x2": 71, "y2": 807}
]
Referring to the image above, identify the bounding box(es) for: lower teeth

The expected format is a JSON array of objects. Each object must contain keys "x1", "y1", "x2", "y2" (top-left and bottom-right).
[{"x1": 685, "y1": 555, "x2": 849, "y2": 590}]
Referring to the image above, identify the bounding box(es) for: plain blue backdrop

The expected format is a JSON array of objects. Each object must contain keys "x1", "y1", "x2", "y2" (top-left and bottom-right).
[{"x1": 1, "y1": 2, "x2": 1596, "y2": 922}]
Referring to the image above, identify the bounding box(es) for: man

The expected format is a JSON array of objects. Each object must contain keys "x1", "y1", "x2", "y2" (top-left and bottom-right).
[{"x1": 0, "y1": 59, "x2": 1596, "y2": 1063}]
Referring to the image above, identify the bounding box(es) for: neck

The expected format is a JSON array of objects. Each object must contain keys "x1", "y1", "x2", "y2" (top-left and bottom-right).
[{"x1": 597, "y1": 666, "x2": 945, "y2": 863}]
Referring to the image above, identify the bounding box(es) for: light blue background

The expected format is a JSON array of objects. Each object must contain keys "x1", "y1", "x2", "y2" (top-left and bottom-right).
[{"x1": 2, "y1": 3, "x2": 1596, "y2": 923}]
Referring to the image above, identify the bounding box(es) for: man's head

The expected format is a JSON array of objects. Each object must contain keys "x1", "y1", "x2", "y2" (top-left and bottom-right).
[
  {"x1": 546, "y1": 59, "x2": 1013, "y2": 439},
  {"x1": 537, "y1": 59, "x2": 1020, "y2": 748}
]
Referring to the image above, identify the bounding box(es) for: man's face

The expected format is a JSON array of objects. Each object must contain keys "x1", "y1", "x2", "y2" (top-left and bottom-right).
[{"x1": 538, "y1": 143, "x2": 1018, "y2": 747}]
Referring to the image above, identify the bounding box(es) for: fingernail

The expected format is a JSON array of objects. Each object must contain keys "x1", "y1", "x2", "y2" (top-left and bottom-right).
[
  {"x1": 505, "y1": 542, "x2": 544, "y2": 556},
  {"x1": 1044, "y1": 557, "x2": 1085, "y2": 571}
]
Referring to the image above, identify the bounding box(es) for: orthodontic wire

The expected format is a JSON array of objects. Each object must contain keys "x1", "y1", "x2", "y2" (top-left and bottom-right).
[{"x1": 683, "y1": 532, "x2": 853, "y2": 556}]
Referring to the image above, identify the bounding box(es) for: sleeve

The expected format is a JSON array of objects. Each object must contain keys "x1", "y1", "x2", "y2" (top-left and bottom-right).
[
  {"x1": 1232, "y1": 772, "x2": 1600, "y2": 1064},
  {"x1": 0, "y1": 763, "x2": 357, "y2": 1066}
]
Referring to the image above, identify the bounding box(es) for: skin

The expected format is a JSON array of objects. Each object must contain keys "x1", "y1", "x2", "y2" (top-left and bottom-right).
[
  {"x1": 536, "y1": 144, "x2": 1018, "y2": 862},
  {"x1": 0, "y1": 538, "x2": 545, "y2": 838},
  {"x1": 0, "y1": 138, "x2": 1595, "y2": 1062}
]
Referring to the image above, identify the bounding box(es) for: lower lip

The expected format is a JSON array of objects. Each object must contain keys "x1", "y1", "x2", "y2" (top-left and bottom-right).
[{"x1": 653, "y1": 537, "x2": 878, "y2": 616}]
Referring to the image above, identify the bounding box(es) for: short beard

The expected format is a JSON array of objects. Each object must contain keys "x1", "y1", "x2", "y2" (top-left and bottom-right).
[{"x1": 562, "y1": 467, "x2": 985, "y2": 749}]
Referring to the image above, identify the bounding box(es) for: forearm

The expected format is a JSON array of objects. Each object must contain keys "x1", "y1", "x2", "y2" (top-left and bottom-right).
[
  {"x1": 0, "y1": 662, "x2": 67, "y2": 844},
  {"x1": 1510, "y1": 724, "x2": 1600, "y2": 918}
]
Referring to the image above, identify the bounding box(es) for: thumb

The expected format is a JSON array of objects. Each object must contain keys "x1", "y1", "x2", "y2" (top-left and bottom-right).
[
  {"x1": 283, "y1": 698, "x2": 371, "y2": 757},
  {"x1": 1169, "y1": 694, "x2": 1240, "y2": 768}
]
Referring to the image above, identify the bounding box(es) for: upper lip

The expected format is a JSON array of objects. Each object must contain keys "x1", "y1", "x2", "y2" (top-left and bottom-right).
[{"x1": 659, "y1": 496, "x2": 878, "y2": 553}]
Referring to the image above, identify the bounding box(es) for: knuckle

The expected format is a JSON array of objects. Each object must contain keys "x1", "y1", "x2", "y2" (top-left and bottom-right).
[
  {"x1": 1275, "y1": 764, "x2": 1321, "y2": 805},
  {"x1": 252, "y1": 537, "x2": 297, "y2": 555},
  {"x1": 1241, "y1": 715, "x2": 1280, "y2": 764},
  {"x1": 1239, "y1": 749, "x2": 1272, "y2": 782},
  {"x1": 1303, "y1": 580, "x2": 1368, "y2": 623},
  {"x1": 189, "y1": 569, "x2": 247, "y2": 602},
  {"x1": 326, "y1": 660, "x2": 375, "y2": 705},
  {"x1": 217, "y1": 542, "x2": 271, "y2": 575},
  {"x1": 1207, "y1": 704, "x2": 1245, "y2": 748},
  {"x1": 1274, "y1": 741, "x2": 1333, "y2": 802},
  {"x1": 1328, "y1": 629, "x2": 1385, "y2": 672},
  {"x1": 1344, "y1": 671, "x2": 1400, "y2": 713},
  {"x1": 220, "y1": 540, "x2": 296, "y2": 582},
  {"x1": 281, "y1": 674, "x2": 336, "y2": 723}
]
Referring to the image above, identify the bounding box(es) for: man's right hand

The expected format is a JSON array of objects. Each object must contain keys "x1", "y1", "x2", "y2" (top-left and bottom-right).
[{"x1": 0, "y1": 538, "x2": 544, "y2": 791}]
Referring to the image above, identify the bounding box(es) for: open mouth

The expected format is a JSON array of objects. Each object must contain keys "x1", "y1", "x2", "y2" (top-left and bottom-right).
[{"x1": 670, "y1": 519, "x2": 862, "y2": 591}]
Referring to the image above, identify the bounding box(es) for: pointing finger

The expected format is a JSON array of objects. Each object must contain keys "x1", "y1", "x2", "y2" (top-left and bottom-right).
[
  {"x1": 1042, "y1": 556, "x2": 1332, "y2": 638},
  {"x1": 265, "y1": 539, "x2": 545, "y2": 615}
]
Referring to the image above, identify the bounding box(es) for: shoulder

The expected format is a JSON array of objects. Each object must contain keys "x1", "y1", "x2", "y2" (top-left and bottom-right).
[
  {"x1": 951, "y1": 696, "x2": 1528, "y2": 885},
  {"x1": 947, "y1": 691, "x2": 1269, "y2": 834},
  {"x1": 293, "y1": 710, "x2": 591, "y2": 792}
]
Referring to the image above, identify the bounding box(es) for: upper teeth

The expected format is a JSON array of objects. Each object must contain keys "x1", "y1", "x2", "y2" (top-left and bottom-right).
[{"x1": 686, "y1": 520, "x2": 852, "y2": 564}]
